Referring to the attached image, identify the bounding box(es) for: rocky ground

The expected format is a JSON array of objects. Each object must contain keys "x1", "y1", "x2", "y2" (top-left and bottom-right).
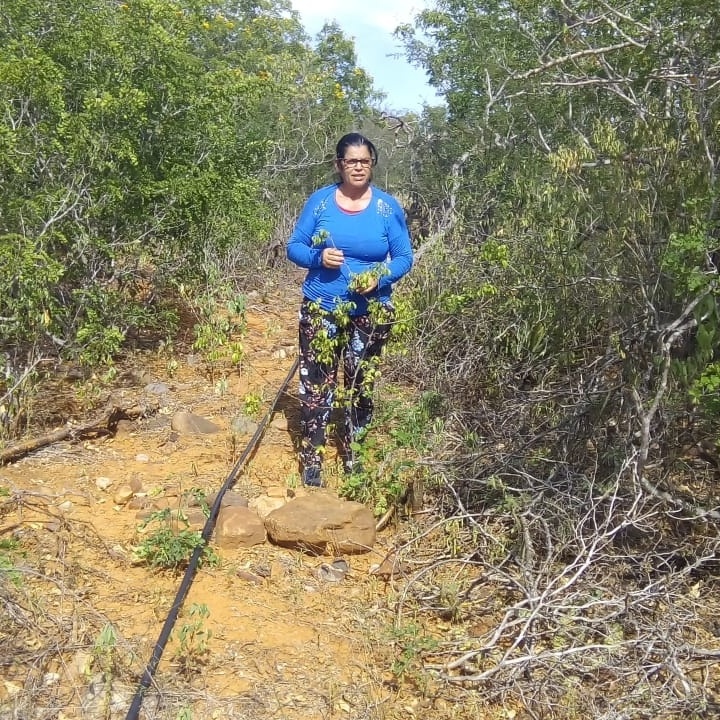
[{"x1": 0, "y1": 288, "x2": 440, "y2": 720}]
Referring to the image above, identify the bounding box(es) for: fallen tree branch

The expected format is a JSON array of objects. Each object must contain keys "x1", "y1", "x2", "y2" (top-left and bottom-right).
[{"x1": 0, "y1": 400, "x2": 159, "y2": 465}]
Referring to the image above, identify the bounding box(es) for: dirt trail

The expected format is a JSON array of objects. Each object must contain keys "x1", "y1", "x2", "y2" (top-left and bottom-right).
[{"x1": 0, "y1": 289, "x2": 416, "y2": 720}]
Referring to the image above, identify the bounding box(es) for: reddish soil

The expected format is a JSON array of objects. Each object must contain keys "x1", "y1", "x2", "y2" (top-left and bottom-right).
[{"x1": 0, "y1": 289, "x2": 430, "y2": 720}]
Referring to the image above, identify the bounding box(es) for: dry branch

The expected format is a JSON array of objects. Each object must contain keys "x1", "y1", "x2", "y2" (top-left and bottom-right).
[{"x1": 0, "y1": 400, "x2": 159, "y2": 465}]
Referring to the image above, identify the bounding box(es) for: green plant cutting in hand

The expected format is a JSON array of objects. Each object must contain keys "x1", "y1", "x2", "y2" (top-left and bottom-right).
[
  {"x1": 312, "y1": 230, "x2": 390, "y2": 295},
  {"x1": 348, "y1": 264, "x2": 390, "y2": 294}
]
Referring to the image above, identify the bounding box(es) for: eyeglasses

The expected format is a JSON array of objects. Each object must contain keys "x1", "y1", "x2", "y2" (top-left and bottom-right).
[{"x1": 340, "y1": 158, "x2": 373, "y2": 169}]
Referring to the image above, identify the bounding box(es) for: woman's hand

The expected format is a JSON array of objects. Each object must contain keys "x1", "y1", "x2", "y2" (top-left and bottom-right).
[
  {"x1": 355, "y1": 277, "x2": 378, "y2": 295},
  {"x1": 322, "y1": 248, "x2": 344, "y2": 269}
]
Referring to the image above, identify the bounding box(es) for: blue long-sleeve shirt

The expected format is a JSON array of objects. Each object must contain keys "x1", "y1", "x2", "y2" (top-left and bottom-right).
[{"x1": 286, "y1": 184, "x2": 413, "y2": 315}]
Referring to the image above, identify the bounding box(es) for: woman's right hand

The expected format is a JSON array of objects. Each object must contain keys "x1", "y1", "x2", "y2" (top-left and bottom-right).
[{"x1": 322, "y1": 248, "x2": 344, "y2": 269}]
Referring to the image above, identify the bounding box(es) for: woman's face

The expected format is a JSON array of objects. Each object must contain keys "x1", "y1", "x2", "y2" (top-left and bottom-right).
[{"x1": 336, "y1": 145, "x2": 373, "y2": 189}]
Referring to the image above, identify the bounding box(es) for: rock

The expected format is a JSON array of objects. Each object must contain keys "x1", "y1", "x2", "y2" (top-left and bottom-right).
[
  {"x1": 114, "y1": 419, "x2": 135, "y2": 435},
  {"x1": 3, "y1": 680, "x2": 22, "y2": 698},
  {"x1": 43, "y1": 672, "x2": 60, "y2": 686},
  {"x1": 236, "y1": 569, "x2": 264, "y2": 585},
  {"x1": 264, "y1": 494, "x2": 376, "y2": 554},
  {"x1": 58, "y1": 501, "x2": 73, "y2": 512},
  {"x1": 144, "y1": 381, "x2": 170, "y2": 395},
  {"x1": 83, "y1": 674, "x2": 132, "y2": 717},
  {"x1": 171, "y1": 411, "x2": 220, "y2": 435},
  {"x1": 314, "y1": 558, "x2": 350, "y2": 582},
  {"x1": 127, "y1": 496, "x2": 154, "y2": 511},
  {"x1": 135, "y1": 453, "x2": 150, "y2": 463},
  {"x1": 113, "y1": 485, "x2": 135, "y2": 505},
  {"x1": 215, "y1": 507, "x2": 266, "y2": 549},
  {"x1": 248, "y1": 495, "x2": 286, "y2": 518},
  {"x1": 230, "y1": 414, "x2": 258, "y2": 436},
  {"x1": 187, "y1": 508, "x2": 208, "y2": 530},
  {"x1": 270, "y1": 416, "x2": 288, "y2": 431},
  {"x1": 266, "y1": 486, "x2": 291, "y2": 499},
  {"x1": 205, "y1": 491, "x2": 249, "y2": 508},
  {"x1": 95, "y1": 477, "x2": 113, "y2": 491}
]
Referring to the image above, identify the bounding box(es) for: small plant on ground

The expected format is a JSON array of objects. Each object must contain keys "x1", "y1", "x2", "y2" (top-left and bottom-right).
[
  {"x1": 132, "y1": 509, "x2": 217, "y2": 570},
  {"x1": 91, "y1": 623, "x2": 122, "y2": 718},
  {"x1": 243, "y1": 389, "x2": 264, "y2": 418},
  {"x1": 339, "y1": 436, "x2": 406, "y2": 516},
  {"x1": 0, "y1": 537, "x2": 23, "y2": 586},
  {"x1": 180, "y1": 284, "x2": 247, "y2": 380},
  {"x1": 339, "y1": 390, "x2": 440, "y2": 516},
  {"x1": 174, "y1": 602, "x2": 212, "y2": 675},
  {"x1": 388, "y1": 621, "x2": 439, "y2": 685}
]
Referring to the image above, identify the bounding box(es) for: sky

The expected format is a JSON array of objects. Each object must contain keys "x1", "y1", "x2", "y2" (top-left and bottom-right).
[{"x1": 290, "y1": 0, "x2": 441, "y2": 112}]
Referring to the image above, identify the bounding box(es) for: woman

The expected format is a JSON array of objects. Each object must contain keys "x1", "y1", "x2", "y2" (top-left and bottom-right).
[{"x1": 286, "y1": 133, "x2": 414, "y2": 487}]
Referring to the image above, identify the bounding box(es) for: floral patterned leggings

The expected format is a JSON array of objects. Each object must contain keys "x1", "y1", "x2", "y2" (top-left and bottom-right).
[{"x1": 297, "y1": 297, "x2": 395, "y2": 470}]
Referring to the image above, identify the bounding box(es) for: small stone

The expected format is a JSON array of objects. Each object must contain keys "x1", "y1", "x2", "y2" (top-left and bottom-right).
[
  {"x1": 270, "y1": 560, "x2": 286, "y2": 579},
  {"x1": 205, "y1": 491, "x2": 249, "y2": 508},
  {"x1": 266, "y1": 486, "x2": 290, "y2": 499},
  {"x1": 215, "y1": 507, "x2": 266, "y2": 549},
  {"x1": 113, "y1": 485, "x2": 135, "y2": 505},
  {"x1": 114, "y1": 419, "x2": 135, "y2": 435},
  {"x1": 230, "y1": 415, "x2": 258, "y2": 436},
  {"x1": 248, "y1": 495, "x2": 286, "y2": 518},
  {"x1": 43, "y1": 672, "x2": 60, "y2": 686},
  {"x1": 3, "y1": 680, "x2": 22, "y2": 697},
  {"x1": 135, "y1": 453, "x2": 150, "y2": 463},
  {"x1": 272, "y1": 348, "x2": 287, "y2": 360},
  {"x1": 144, "y1": 381, "x2": 170, "y2": 395},
  {"x1": 171, "y1": 411, "x2": 221, "y2": 435},
  {"x1": 184, "y1": 508, "x2": 209, "y2": 531},
  {"x1": 128, "y1": 496, "x2": 153, "y2": 510},
  {"x1": 58, "y1": 501, "x2": 73, "y2": 512},
  {"x1": 69, "y1": 651, "x2": 93, "y2": 681},
  {"x1": 96, "y1": 477, "x2": 113, "y2": 491},
  {"x1": 236, "y1": 569, "x2": 264, "y2": 585},
  {"x1": 270, "y1": 416, "x2": 288, "y2": 431}
]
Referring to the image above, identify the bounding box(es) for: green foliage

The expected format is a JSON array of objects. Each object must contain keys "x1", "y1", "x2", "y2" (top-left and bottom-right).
[
  {"x1": 339, "y1": 391, "x2": 440, "y2": 516},
  {"x1": 182, "y1": 286, "x2": 246, "y2": 377},
  {"x1": 0, "y1": 537, "x2": 23, "y2": 587},
  {"x1": 92, "y1": 623, "x2": 119, "y2": 675},
  {"x1": 0, "y1": 0, "x2": 375, "y2": 415},
  {"x1": 340, "y1": 437, "x2": 406, "y2": 517},
  {"x1": 388, "y1": 621, "x2": 438, "y2": 681},
  {"x1": 0, "y1": 235, "x2": 63, "y2": 348},
  {"x1": 133, "y1": 509, "x2": 217, "y2": 570},
  {"x1": 75, "y1": 310, "x2": 125, "y2": 367},
  {"x1": 690, "y1": 363, "x2": 720, "y2": 416},
  {"x1": 174, "y1": 602, "x2": 212, "y2": 674},
  {"x1": 243, "y1": 390, "x2": 264, "y2": 419},
  {"x1": 348, "y1": 264, "x2": 391, "y2": 294},
  {"x1": 663, "y1": 221, "x2": 716, "y2": 298},
  {"x1": 395, "y1": 0, "x2": 720, "y2": 421}
]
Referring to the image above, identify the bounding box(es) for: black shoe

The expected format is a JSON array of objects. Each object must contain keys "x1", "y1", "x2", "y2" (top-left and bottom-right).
[{"x1": 302, "y1": 466, "x2": 323, "y2": 487}]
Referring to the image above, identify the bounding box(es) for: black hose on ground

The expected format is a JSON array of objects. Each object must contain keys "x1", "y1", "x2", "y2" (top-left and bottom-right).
[{"x1": 124, "y1": 357, "x2": 299, "y2": 720}]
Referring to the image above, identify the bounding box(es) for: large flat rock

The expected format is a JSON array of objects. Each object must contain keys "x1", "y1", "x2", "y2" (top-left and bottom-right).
[{"x1": 264, "y1": 494, "x2": 376, "y2": 555}]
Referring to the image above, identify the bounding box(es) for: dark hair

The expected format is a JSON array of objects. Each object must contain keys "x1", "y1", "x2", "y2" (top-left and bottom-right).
[{"x1": 335, "y1": 132, "x2": 378, "y2": 166}]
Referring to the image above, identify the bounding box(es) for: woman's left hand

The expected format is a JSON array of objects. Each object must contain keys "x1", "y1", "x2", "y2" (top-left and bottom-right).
[{"x1": 356, "y1": 277, "x2": 378, "y2": 295}]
